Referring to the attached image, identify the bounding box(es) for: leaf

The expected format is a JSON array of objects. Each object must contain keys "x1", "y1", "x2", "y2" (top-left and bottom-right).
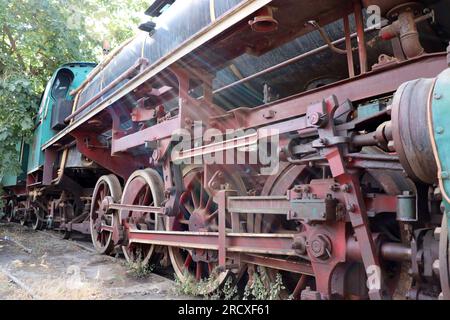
[
  {"x1": 0, "y1": 0, "x2": 149, "y2": 175},
  {"x1": 0, "y1": 130, "x2": 10, "y2": 141},
  {"x1": 20, "y1": 117, "x2": 33, "y2": 130}
]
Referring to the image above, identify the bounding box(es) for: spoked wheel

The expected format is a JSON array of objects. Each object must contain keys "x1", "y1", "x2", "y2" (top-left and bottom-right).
[
  {"x1": 30, "y1": 207, "x2": 44, "y2": 231},
  {"x1": 90, "y1": 175, "x2": 122, "y2": 254},
  {"x1": 56, "y1": 204, "x2": 75, "y2": 240},
  {"x1": 439, "y1": 213, "x2": 450, "y2": 299},
  {"x1": 5, "y1": 200, "x2": 15, "y2": 222},
  {"x1": 121, "y1": 169, "x2": 164, "y2": 266},
  {"x1": 168, "y1": 166, "x2": 246, "y2": 294},
  {"x1": 364, "y1": 147, "x2": 414, "y2": 299},
  {"x1": 19, "y1": 205, "x2": 44, "y2": 230},
  {"x1": 18, "y1": 202, "x2": 28, "y2": 226}
]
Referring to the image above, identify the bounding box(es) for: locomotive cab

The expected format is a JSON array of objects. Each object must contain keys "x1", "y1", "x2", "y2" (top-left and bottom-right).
[
  {"x1": 27, "y1": 63, "x2": 95, "y2": 175},
  {"x1": 50, "y1": 68, "x2": 75, "y2": 130}
]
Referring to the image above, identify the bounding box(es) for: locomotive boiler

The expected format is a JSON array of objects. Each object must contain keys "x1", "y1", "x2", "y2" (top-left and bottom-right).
[{"x1": 2, "y1": 0, "x2": 450, "y2": 300}]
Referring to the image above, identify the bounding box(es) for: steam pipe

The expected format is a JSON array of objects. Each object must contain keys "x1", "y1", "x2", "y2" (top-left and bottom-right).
[
  {"x1": 65, "y1": 58, "x2": 148, "y2": 122},
  {"x1": 380, "y1": 9, "x2": 425, "y2": 59}
]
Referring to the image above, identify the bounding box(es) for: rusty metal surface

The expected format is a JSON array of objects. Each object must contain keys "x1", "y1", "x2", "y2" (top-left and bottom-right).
[
  {"x1": 391, "y1": 78, "x2": 438, "y2": 184},
  {"x1": 214, "y1": 53, "x2": 447, "y2": 132}
]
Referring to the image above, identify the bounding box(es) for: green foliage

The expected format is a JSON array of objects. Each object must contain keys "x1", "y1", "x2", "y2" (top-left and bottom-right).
[
  {"x1": 243, "y1": 268, "x2": 285, "y2": 300},
  {"x1": 173, "y1": 268, "x2": 286, "y2": 300},
  {"x1": 125, "y1": 260, "x2": 154, "y2": 279},
  {"x1": 213, "y1": 277, "x2": 238, "y2": 300},
  {"x1": 123, "y1": 248, "x2": 155, "y2": 279},
  {"x1": 0, "y1": 74, "x2": 37, "y2": 176},
  {"x1": 0, "y1": 0, "x2": 149, "y2": 178},
  {"x1": 173, "y1": 270, "x2": 223, "y2": 298}
]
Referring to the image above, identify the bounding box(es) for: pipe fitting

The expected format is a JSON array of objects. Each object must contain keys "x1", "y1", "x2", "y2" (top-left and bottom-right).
[
  {"x1": 248, "y1": 6, "x2": 278, "y2": 33},
  {"x1": 380, "y1": 9, "x2": 424, "y2": 59}
]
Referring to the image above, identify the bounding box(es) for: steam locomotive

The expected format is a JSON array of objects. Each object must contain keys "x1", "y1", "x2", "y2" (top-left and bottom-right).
[{"x1": 2, "y1": 0, "x2": 450, "y2": 300}]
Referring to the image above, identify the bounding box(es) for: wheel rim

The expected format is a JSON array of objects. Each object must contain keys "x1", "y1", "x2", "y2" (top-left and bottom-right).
[
  {"x1": 168, "y1": 166, "x2": 246, "y2": 293},
  {"x1": 57, "y1": 204, "x2": 74, "y2": 239},
  {"x1": 254, "y1": 158, "x2": 411, "y2": 299},
  {"x1": 17, "y1": 203, "x2": 28, "y2": 226},
  {"x1": 90, "y1": 175, "x2": 122, "y2": 254},
  {"x1": 30, "y1": 207, "x2": 43, "y2": 230},
  {"x1": 121, "y1": 169, "x2": 164, "y2": 266},
  {"x1": 6, "y1": 200, "x2": 15, "y2": 222}
]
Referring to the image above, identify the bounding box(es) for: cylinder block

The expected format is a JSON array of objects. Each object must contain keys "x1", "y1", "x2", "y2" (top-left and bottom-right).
[{"x1": 391, "y1": 78, "x2": 437, "y2": 184}]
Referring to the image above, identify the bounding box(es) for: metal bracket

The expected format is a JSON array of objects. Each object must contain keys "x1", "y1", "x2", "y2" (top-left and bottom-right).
[{"x1": 289, "y1": 198, "x2": 337, "y2": 222}]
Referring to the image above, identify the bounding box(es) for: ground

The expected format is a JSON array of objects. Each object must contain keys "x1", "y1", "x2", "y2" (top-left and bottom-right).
[{"x1": 0, "y1": 222, "x2": 193, "y2": 300}]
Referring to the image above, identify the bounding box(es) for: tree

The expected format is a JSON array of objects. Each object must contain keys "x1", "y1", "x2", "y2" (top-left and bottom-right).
[{"x1": 0, "y1": 0, "x2": 149, "y2": 177}]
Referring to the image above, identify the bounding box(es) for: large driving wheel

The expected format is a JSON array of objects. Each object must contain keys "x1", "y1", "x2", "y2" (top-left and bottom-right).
[
  {"x1": 168, "y1": 165, "x2": 247, "y2": 294},
  {"x1": 121, "y1": 169, "x2": 165, "y2": 266},
  {"x1": 253, "y1": 162, "x2": 318, "y2": 299},
  {"x1": 90, "y1": 175, "x2": 122, "y2": 254}
]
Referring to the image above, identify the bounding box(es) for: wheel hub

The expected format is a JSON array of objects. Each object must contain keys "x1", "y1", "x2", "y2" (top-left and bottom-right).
[
  {"x1": 99, "y1": 196, "x2": 113, "y2": 214},
  {"x1": 188, "y1": 210, "x2": 211, "y2": 232},
  {"x1": 188, "y1": 210, "x2": 217, "y2": 263}
]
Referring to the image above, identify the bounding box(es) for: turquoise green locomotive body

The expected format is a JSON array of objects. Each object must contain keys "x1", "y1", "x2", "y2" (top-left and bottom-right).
[
  {"x1": 27, "y1": 62, "x2": 96, "y2": 174},
  {"x1": 1, "y1": 62, "x2": 95, "y2": 189}
]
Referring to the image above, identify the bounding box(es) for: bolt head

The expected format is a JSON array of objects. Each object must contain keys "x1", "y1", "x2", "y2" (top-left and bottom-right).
[
  {"x1": 308, "y1": 112, "x2": 323, "y2": 126},
  {"x1": 434, "y1": 93, "x2": 442, "y2": 100},
  {"x1": 309, "y1": 234, "x2": 331, "y2": 260}
]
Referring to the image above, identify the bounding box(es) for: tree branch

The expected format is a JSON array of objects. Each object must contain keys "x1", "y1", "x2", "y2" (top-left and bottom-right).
[{"x1": 2, "y1": 24, "x2": 26, "y2": 71}]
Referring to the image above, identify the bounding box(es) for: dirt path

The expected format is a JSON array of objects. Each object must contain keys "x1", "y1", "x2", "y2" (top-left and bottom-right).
[{"x1": 0, "y1": 222, "x2": 193, "y2": 300}]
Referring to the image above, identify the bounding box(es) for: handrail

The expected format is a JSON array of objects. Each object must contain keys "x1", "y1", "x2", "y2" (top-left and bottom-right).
[{"x1": 65, "y1": 58, "x2": 148, "y2": 122}]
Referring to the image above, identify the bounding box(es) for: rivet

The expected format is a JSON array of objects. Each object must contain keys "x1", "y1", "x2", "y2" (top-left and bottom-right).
[
  {"x1": 441, "y1": 171, "x2": 449, "y2": 179},
  {"x1": 436, "y1": 127, "x2": 445, "y2": 134},
  {"x1": 434, "y1": 93, "x2": 442, "y2": 100}
]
